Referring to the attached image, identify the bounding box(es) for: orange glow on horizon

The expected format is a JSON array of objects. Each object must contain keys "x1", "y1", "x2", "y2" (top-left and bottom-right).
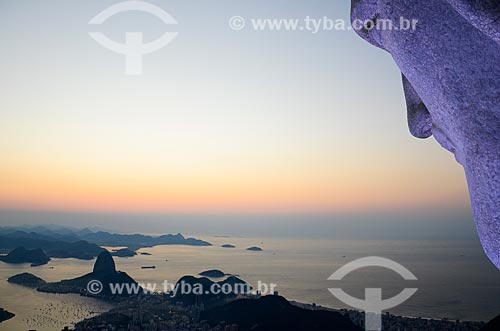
[{"x1": 0, "y1": 155, "x2": 469, "y2": 214}]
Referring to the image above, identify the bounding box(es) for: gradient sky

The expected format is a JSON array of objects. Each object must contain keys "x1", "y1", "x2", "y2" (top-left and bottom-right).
[{"x1": 0, "y1": 0, "x2": 470, "y2": 215}]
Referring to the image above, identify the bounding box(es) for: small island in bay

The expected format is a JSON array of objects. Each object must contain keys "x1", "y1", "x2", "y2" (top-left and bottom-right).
[
  {"x1": 221, "y1": 244, "x2": 236, "y2": 248},
  {"x1": 0, "y1": 308, "x2": 15, "y2": 323},
  {"x1": 0, "y1": 247, "x2": 50, "y2": 265},
  {"x1": 111, "y1": 248, "x2": 136, "y2": 257},
  {"x1": 246, "y1": 246, "x2": 263, "y2": 252},
  {"x1": 199, "y1": 269, "x2": 226, "y2": 278},
  {"x1": 8, "y1": 272, "x2": 46, "y2": 288}
]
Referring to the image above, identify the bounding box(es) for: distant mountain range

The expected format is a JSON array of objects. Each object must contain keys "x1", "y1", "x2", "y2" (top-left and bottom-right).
[
  {"x1": 79, "y1": 230, "x2": 211, "y2": 249},
  {"x1": 0, "y1": 225, "x2": 212, "y2": 261}
]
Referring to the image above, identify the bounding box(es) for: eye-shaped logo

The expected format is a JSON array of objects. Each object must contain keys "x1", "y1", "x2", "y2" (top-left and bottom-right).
[
  {"x1": 328, "y1": 256, "x2": 417, "y2": 331},
  {"x1": 89, "y1": 1, "x2": 178, "y2": 75}
]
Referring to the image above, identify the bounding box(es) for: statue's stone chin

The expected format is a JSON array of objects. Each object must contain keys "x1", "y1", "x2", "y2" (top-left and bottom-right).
[{"x1": 351, "y1": 0, "x2": 500, "y2": 268}]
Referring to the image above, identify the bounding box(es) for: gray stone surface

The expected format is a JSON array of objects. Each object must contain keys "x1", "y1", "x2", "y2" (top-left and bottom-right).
[{"x1": 351, "y1": 0, "x2": 500, "y2": 268}]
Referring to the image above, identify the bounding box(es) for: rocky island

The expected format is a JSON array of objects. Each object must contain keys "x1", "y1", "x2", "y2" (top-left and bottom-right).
[
  {"x1": 0, "y1": 247, "x2": 50, "y2": 266},
  {"x1": 198, "y1": 269, "x2": 226, "y2": 278},
  {"x1": 111, "y1": 248, "x2": 137, "y2": 257},
  {"x1": 0, "y1": 308, "x2": 14, "y2": 323},
  {"x1": 8, "y1": 272, "x2": 46, "y2": 287},
  {"x1": 246, "y1": 246, "x2": 263, "y2": 252}
]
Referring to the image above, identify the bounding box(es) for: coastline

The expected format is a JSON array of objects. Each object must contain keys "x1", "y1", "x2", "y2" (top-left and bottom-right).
[
  {"x1": 290, "y1": 301, "x2": 486, "y2": 331},
  {"x1": 65, "y1": 292, "x2": 488, "y2": 331},
  {"x1": 2, "y1": 236, "x2": 500, "y2": 329}
]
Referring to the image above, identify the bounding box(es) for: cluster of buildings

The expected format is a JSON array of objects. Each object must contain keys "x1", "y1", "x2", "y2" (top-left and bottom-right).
[
  {"x1": 338, "y1": 309, "x2": 485, "y2": 331},
  {"x1": 69, "y1": 292, "x2": 487, "y2": 331},
  {"x1": 71, "y1": 295, "x2": 235, "y2": 331}
]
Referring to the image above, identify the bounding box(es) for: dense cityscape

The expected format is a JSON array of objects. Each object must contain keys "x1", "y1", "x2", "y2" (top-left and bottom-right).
[{"x1": 66, "y1": 293, "x2": 487, "y2": 331}]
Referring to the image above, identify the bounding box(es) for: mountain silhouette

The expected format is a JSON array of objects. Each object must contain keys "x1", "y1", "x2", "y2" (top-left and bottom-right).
[{"x1": 201, "y1": 295, "x2": 362, "y2": 331}]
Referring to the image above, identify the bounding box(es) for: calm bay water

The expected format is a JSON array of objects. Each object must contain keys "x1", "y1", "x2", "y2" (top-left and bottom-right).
[
  {"x1": 1, "y1": 237, "x2": 500, "y2": 330},
  {"x1": 0, "y1": 258, "x2": 113, "y2": 331}
]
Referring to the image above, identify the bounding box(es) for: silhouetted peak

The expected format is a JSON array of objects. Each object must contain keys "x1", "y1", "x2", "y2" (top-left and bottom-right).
[{"x1": 93, "y1": 251, "x2": 116, "y2": 275}]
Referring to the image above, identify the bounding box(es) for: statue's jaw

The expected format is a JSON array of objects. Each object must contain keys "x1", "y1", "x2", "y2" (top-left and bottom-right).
[{"x1": 465, "y1": 165, "x2": 500, "y2": 268}]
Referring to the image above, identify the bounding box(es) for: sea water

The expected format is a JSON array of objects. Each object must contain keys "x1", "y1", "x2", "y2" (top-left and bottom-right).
[{"x1": 1, "y1": 237, "x2": 500, "y2": 331}]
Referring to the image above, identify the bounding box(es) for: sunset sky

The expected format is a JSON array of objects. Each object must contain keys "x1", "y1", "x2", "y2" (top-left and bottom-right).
[{"x1": 0, "y1": 0, "x2": 470, "y2": 215}]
